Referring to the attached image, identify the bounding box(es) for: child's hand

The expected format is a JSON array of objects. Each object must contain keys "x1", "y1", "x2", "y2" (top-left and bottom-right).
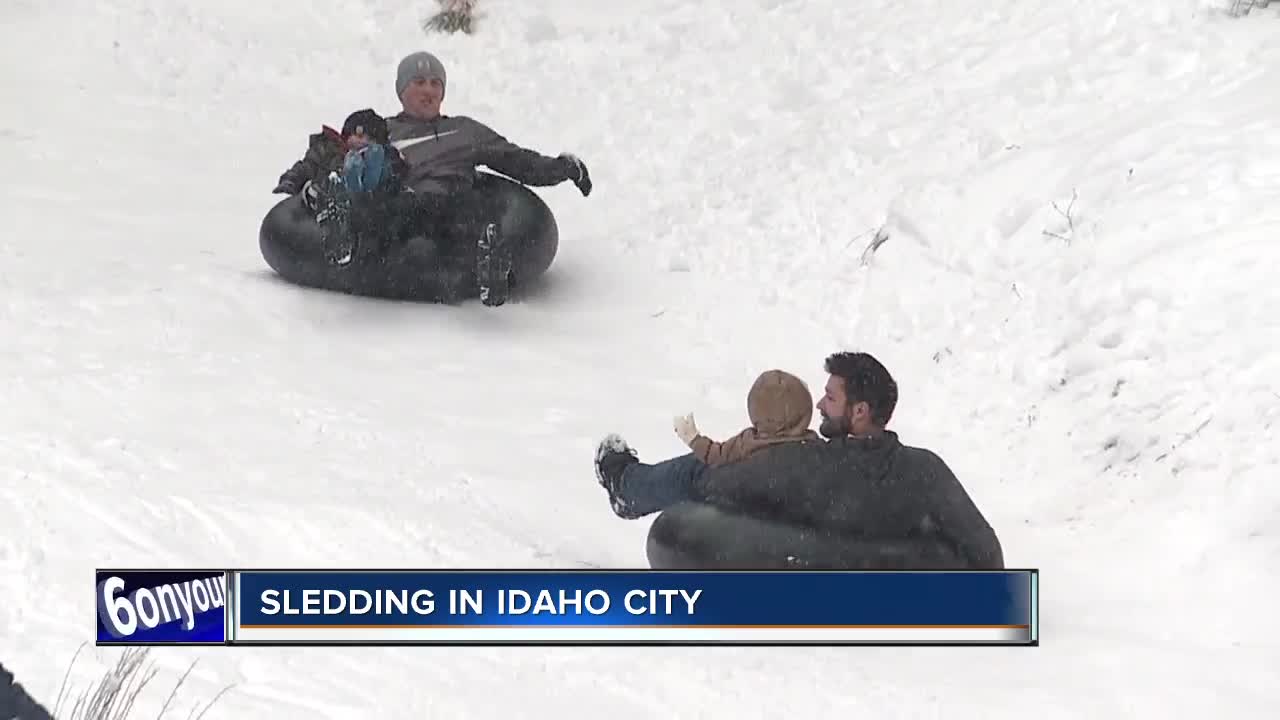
[{"x1": 673, "y1": 413, "x2": 699, "y2": 445}]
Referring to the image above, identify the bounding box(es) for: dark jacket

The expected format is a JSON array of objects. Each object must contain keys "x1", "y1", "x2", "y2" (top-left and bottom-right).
[
  {"x1": 0, "y1": 662, "x2": 54, "y2": 720},
  {"x1": 275, "y1": 126, "x2": 345, "y2": 190},
  {"x1": 386, "y1": 113, "x2": 578, "y2": 195},
  {"x1": 276, "y1": 125, "x2": 408, "y2": 192},
  {"x1": 693, "y1": 431, "x2": 1005, "y2": 569}
]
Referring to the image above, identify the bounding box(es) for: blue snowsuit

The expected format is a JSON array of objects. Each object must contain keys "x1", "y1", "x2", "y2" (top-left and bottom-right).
[{"x1": 341, "y1": 143, "x2": 392, "y2": 193}]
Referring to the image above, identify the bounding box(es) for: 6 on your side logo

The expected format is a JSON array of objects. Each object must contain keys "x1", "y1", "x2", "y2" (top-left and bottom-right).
[{"x1": 96, "y1": 570, "x2": 228, "y2": 643}]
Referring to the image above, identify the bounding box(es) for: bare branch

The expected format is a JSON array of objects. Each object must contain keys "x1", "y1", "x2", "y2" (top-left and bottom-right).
[
  {"x1": 192, "y1": 684, "x2": 237, "y2": 720},
  {"x1": 1051, "y1": 189, "x2": 1077, "y2": 233},
  {"x1": 843, "y1": 225, "x2": 879, "y2": 250},
  {"x1": 859, "y1": 226, "x2": 891, "y2": 266},
  {"x1": 1043, "y1": 188, "x2": 1078, "y2": 243}
]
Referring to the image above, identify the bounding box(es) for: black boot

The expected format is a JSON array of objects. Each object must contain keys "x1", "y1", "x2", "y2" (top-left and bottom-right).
[
  {"x1": 594, "y1": 433, "x2": 639, "y2": 497},
  {"x1": 315, "y1": 175, "x2": 357, "y2": 267},
  {"x1": 476, "y1": 221, "x2": 513, "y2": 307}
]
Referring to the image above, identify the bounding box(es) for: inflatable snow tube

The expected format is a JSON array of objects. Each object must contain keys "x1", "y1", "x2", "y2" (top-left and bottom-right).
[
  {"x1": 645, "y1": 502, "x2": 971, "y2": 570},
  {"x1": 258, "y1": 172, "x2": 559, "y2": 302}
]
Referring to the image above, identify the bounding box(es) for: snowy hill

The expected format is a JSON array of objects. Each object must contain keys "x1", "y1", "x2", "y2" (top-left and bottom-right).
[{"x1": 2, "y1": 0, "x2": 1278, "y2": 716}]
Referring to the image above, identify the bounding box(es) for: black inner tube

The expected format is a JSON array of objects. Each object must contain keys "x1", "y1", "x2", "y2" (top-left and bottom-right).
[
  {"x1": 642, "y1": 437, "x2": 1004, "y2": 570},
  {"x1": 259, "y1": 172, "x2": 558, "y2": 302},
  {"x1": 646, "y1": 502, "x2": 971, "y2": 570}
]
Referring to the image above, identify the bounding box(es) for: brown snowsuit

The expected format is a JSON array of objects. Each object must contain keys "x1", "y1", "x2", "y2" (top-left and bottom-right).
[{"x1": 688, "y1": 370, "x2": 821, "y2": 466}]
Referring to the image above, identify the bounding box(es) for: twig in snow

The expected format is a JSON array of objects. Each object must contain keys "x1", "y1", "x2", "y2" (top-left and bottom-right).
[
  {"x1": 843, "y1": 225, "x2": 879, "y2": 250},
  {"x1": 1054, "y1": 190, "x2": 1078, "y2": 228},
  {"x1": 1182, "y1": 416, "x2": 1213, "y2": 444},
  {"x1": 1155, "y1": 415, "x2": 1214, "y2": 462},
  {"x1": 1043, "y1": 188, "x2": 1078, "y2": 243},
  {"x1": 1011, "y1": 282, "x2": 1022, "y2": 299},
  {"x1": 858, "y1": 227, "x2": 891, "y2": 266},
  {"x1": 190, "y1": 683, "x2": 237, "y2": 720}
]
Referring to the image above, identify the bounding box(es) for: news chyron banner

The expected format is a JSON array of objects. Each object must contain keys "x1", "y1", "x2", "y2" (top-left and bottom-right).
[{"x1": 98, "y1": 569, "x2": 1038, "y2": 646}]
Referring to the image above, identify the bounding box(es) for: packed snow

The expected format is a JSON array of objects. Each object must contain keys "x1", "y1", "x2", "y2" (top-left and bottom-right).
[{"x1": 2, "y1": 0, "x2": 1278, "y2": 716}]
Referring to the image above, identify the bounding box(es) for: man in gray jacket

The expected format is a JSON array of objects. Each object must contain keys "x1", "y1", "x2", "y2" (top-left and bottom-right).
[{"x1": 387, "y1": 50, "x2": 592, "y2": 306}]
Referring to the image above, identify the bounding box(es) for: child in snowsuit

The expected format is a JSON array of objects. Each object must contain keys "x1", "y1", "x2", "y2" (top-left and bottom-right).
[
  {"x1": 673, "y1": 369, "x2": 822, "y2": 466},
  {"x1": 272, "y1": 109, "x2": 408, "y2": 265},
  {"x1": 594, "y1": 370, "x2": 822, "y2": 519},
  {"x1": 273, "y1": 109, "x2": 403, "y2": 195}
]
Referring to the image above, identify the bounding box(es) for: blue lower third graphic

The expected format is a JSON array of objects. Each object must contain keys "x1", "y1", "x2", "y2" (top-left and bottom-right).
[
  {"x1": 96, "y1": 570, "x2": 228, "y2": 644},
  {"x1": 230, "y1": 570, "x2": 1038, "y2": 645}
]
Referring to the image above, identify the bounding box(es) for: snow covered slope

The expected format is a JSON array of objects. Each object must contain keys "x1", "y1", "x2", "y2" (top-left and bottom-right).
[{"x1": 2, "y1": 0, "x2": 1278, "y2": 716}]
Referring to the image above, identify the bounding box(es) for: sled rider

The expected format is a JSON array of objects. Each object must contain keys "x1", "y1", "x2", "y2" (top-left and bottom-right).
[
  {"x1": 593, "y1": 352, "x2": 1005, "y2": 570},
  {"x1": 272, "y1": 51, "x2": 591, "y2": 307},
  {"x1": 386, "y1": 50, "x2": 592, "y2": 306}
]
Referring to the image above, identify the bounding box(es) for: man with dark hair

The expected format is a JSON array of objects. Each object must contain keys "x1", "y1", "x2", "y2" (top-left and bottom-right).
[
  {"x1": 798, "y1": 350, "x2": 1004, "y2": 568},
  {"x1": 816, "y1": 351, "x2": 898, "y2": 437},
  {"x1": 594, "y1": 351, "x2": 1005, "y2": 569}
]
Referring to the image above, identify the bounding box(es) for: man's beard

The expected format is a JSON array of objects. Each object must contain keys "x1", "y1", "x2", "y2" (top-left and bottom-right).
[{"x1": 819, "y1": 413, "x2": 851, "y2": 439}]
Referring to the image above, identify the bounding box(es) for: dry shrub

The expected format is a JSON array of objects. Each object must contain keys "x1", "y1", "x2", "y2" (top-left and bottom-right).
[
  {"x1": 52, "y1": 644, "x2": 233, "y2": 720},
  {"x1": 425, "y1": 0, "x2": 478, "y2": 34}
]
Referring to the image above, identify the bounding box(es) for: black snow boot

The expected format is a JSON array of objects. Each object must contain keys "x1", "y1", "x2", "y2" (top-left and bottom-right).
[
  {"x1": 475, "y1": 221, "x2": 513, "y2": 307},
  {"x1": 594, "y1": 433, "x2": 639, "y2": 496},
  {"x1": 315, "y1": 174, "x2": 357, "y2": 267}
]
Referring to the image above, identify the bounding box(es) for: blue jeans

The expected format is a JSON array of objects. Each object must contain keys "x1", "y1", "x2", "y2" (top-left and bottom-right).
[{"x1": 609, "y1": 453, "x2": 706, "y2": 519}]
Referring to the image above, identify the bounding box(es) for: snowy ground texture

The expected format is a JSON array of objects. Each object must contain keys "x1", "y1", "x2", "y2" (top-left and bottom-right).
[{"x1": 3, "y1": 0, "x2": 1279, "y2": 716}]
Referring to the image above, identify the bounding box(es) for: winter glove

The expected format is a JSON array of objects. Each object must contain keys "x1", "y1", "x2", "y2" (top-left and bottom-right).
[
  {"x1": 559, "y1": 153, "x2": 591, "y2": 197},
  {"x1": 673, "y1": 413, "x2": 699, "y2": 445},
  {"x1": 273, "y1": 178, "x2": 300, "y2": 195}
]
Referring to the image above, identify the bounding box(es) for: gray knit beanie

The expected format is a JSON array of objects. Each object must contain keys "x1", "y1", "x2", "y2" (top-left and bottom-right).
[{"x1": 395, "y1": 51, "x2": 447, "y2": 99}]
